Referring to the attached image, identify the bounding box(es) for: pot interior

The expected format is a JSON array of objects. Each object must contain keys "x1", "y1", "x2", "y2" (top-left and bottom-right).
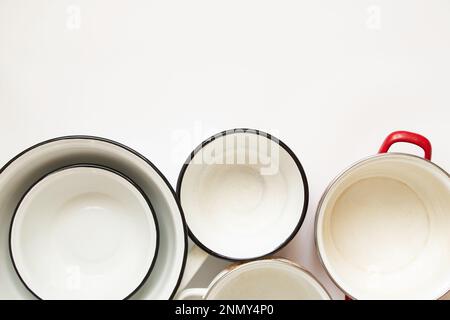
[{"x1": 317, "y1": 154, "x2": 450, "y2": 299}]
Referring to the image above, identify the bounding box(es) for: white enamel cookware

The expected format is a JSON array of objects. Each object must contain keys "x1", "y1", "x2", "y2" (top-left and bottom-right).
[
  {"x1": 177, "y1": 258, "x2": 330, "y2": 300},
  {"x1": 177, "y1": 128, "x2": 308, "y2": 289},
  {"x1": 0, "y1": 136, "x2": 187, "y2": 300},
  {"x1": 9, "y1": 164, "x2": 159, "y2": 300},
  {"x1": 315, "y1": 131, "x2": 450, "y2": 300}
]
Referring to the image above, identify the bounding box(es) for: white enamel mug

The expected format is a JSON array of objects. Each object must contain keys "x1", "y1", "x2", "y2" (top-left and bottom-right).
[
  {"x1": 176, "y1": 129, "x2": 308, "y2": 289},
  {"x1": 9, "y1": 164, "x2": 159, "y2": 300},
  {"x1": 315, "y1": 131, "x2": 450, "y2": 300},
  {"x1": 177, "y1": 259, "x2": 330, "y2": 300}
]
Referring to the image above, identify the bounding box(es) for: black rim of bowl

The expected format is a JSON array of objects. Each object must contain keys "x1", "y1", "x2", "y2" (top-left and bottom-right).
[
  {"x1": 176, "y1": 128, "x2": 309, "y2": 261},
  {"x1": 0, "y1": 136, "x2": 188, "y2": 300}
]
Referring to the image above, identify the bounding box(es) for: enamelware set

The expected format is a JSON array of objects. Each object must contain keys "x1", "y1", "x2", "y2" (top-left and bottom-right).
[{"x1": 0, "y1": 129, "x2": 448, "y2": 300}]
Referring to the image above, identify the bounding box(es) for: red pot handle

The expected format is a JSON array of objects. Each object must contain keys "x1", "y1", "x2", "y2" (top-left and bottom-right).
[{"x1": 378, "y1": 131, "x2": 432, "y2": 160}]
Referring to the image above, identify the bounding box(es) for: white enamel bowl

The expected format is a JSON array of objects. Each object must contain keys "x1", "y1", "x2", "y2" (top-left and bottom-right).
[
  {"x1": 177, "y1": 129, "x2": 308, "y2": 261},
  {"x1": 10, "y1": 165, "x2": 158, "y2": 300},
  {"x1": 315, "y1": 132, "x2": 450, "y2": 299},
  {"x1": 178, "y1": 259, "x2": 330, "y2": 300},
  {"x1": 0, "y1": 136, "x2": 187, "y2": 300}
]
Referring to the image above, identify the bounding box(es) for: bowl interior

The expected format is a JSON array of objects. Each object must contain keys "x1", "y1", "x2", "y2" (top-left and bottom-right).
[
  {"x1": 317, "y1": 154, "x2": 450, "y2": 299},
  {"x1": 10, "y1": 165, "x2": 158, "y2": 300},
  {"x1": 180, "y1": 131, "x2": 307, "y2": 260},
  {"x1": 0, "y1": 137, "x2": 186, "y2": 300}
]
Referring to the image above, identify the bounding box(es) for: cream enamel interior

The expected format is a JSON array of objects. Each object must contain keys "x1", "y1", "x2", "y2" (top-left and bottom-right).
[
  {"x1": 206, "y1": 260, "x2": 330, "y2": 300},
  {"x1": 316, "y1": 154, "x2": 450, "y2": 299},
  {"x1": 11, "y1": 166, "x2": 157, "y2": 300},
  {"x1": 180, "y1": 132, "x2": 305, "y2": 260},
  {"x1": 0, "y1": 138, "x2": 186, "y2": 300}
]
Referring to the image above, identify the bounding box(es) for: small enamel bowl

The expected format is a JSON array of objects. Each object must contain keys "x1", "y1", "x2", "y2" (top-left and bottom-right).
[
  {"x1": 177, "y1": 128, "x2": 308, "y2": 261},
  {"x1": 9, "y1": 164, "x2": 159, "y2": 300}
]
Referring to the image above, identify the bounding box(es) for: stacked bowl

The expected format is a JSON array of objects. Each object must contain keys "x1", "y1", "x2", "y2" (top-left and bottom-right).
[{"x1": 0, "y1": 136, "x2": 187, "y2": 300}]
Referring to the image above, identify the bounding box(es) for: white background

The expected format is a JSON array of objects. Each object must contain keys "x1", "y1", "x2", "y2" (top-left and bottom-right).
[{"x1": 1, "y1": 0, "x2": 449, "y2": 299}]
